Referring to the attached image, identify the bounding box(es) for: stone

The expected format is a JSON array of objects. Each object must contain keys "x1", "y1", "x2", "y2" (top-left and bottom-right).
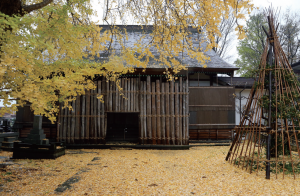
[{"x1": 24, "y1": 115, "x2": 47, "y2": 145}]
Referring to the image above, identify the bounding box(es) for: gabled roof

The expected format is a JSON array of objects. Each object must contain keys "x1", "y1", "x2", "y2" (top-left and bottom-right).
[{"x1": 97, "y1": 25, "x2": 238, "y2": 70}]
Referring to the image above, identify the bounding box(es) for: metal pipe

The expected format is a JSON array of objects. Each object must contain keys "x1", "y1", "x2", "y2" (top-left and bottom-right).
[{"x1": 266, "y1": 36, "x2": 273, "y2": 180}]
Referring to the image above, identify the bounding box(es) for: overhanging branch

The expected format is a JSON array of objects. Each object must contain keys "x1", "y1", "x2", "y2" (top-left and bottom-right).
[{"x1": 23, "y1": 0, "x2": 53, "y2": 14}]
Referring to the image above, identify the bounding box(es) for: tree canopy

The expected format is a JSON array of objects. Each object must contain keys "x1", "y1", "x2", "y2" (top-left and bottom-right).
[
  {"x1": 235, "y1": 8, "x2": 300, "y2": 77},
  {"x1": 0, "y1": 0, "x2": 254, "y2": 123}
]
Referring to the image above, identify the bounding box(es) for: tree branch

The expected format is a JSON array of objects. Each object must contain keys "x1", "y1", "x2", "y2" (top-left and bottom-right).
[{"x1": 22, "y1": 0, "x2": 53, "y2": 14}]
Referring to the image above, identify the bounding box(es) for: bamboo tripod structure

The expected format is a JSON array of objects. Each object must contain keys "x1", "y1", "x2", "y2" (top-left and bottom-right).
[{"x1": 226, "y1": 8, "x2": 300, "y2": 179}]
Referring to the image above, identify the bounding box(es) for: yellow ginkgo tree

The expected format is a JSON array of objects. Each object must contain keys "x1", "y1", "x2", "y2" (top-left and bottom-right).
[{"x1": 0, "y1": 0, "x2": 254, "y2": 123}]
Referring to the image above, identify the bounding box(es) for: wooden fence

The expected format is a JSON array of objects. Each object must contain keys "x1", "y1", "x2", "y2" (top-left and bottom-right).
[{"x1": 57, "y1": 76, "x2": 189, "y2": 145}]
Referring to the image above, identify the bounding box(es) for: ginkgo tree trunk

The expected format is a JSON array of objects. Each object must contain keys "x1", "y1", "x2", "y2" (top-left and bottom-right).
[{"x1": 0, "y1": 0, "x2": 254, "y2": 123}]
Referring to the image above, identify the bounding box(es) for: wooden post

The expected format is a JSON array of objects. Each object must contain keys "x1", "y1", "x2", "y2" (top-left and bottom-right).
[
  {"x1": 102, "y1": 78, "x2": 106, "y2": 143},
  {"x1": 124, "y1": 78, "x2": 128, "y2": 112},
  {"x1": 133, "y1": 78, "x2": 136, "y2": 112},
  {"x1": 59, "y1": 102, "x2": 63, "y2": 142},
  {"x1": 136, "y1": 78, "x2": 139, "y2": 112},
  {"x1": 140, "y1": 81, "x2": 144, "y2": 144},
  {"x1": 175, "y1": 83, "x2": 179, "y2": 145},
  {"x1": 128, "y1": 78, "x2": 131, "y2": 112},
  {"x1": 147, "y1": 76, "x2": 151, "y2": 144},
  {"x1": 131, "y1": 78, "x2": 134, "y2": 112},
  {"x1": 94, "y1": 82, "x2": 98, "y2": 143},
  {"x1": 183, "y1": 81, "x2": 186, "y2": 145},
  {"x1": 185, "y1": 79, "x2": 189, "y2": 144},
  {"x1": 75, "y1": 95, "x2": 80, "y2": 143},
  {"x1": 156, "y1": 80, "x2": 161, "y2": 144},
  {"x1": 144, "y1": 81, "x2": 147, "y2": 144},
  {"x1": 131, "y1": 78, "x2": 135, "y2": 112},
  {"x1": 106, "y1": 79, "x2": 109, "y2": 112},
  {"x1": 166, "y1": 83, "x2": 170, "y2": 145},
  {"x1": 71, "y1": 100, "x2": 75, "y2": 144},
  {"x1": 109, "y1": 81, "x2": 112, "y2": 112},
  {"x1": 116, "y1": 80, "x2": 119, "y2": 111},
  {"x1": 86, "y1": 89, "x2": 90, "y2": 143},
  {"x1": 91, "y1": 88, "x2": 95, "y2": 143},
  {"x1": 179, "y1": 77, "x2": 183, "y2": 145},
  {"x1": 67, "y1": 103, "x2": 71, "y2": 144},
  {"x1": 98, "y1": 81, "x2": 101, "y2": 143},
  {"x1": 81, "y1": 94, "x2": 85, "y2": 143},
  {"x1": 170, "y1": 80, "x2": 175, "y2": 145},
  {"x1": 120, "y1": 78, "x2": 123, "y2": 111},
  {"x1": 161, "y1": 83, "x2": 165, "y2": 145},
  {"x1": 152, "y1": 82, "x2": 156, "y2": 144}
]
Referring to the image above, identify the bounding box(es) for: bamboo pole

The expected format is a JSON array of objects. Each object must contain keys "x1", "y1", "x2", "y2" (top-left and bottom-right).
[
  {"x1": 156, "y1": 80, "x2": 161, "y2": 144},
  {"x1": 166, "y1": 83, "x2": 170, "y2": 145},
  {"x1": 175, "y1": 83, "x2": 179, "y2": 145},
  {"x1": 147, "y1": 76, "x2": 151, "y2": 144},
  {"x1": 170, "y1": 80, "x2": 175, "y2": 144},
  {"x1": 71, "y1": 100, "x2": 75, "y2": 144},
  {"x1": 81, "y1": 94, "x2": 85, "y2": 143},
  {"x1": 179, "y1": 77, "x2": 183, "y2": 145},
  {"x1": 98, "y1": 80, "x2": 101, "y2": 143},
  {"x1": 161, "y1": 83, "x2": 165, "y2": 145},
  {"x1": 183, "y1": 81, "x2": 186, "y2": 145}
]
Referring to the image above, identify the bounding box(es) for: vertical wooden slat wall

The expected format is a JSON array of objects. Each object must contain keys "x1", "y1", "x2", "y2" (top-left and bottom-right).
[{"x1": 57, "y1": 76, "x2": 189, "y2": 145}]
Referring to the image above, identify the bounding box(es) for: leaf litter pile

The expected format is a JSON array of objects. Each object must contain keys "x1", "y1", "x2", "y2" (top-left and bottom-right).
[{"x1": 0, "y1": 146, "x2": 300, "y2": 195}]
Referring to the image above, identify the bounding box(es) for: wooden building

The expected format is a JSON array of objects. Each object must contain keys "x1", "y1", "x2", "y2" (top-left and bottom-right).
[{"x1": 13, "y1": 25, "x2": 238, "y2": 145}]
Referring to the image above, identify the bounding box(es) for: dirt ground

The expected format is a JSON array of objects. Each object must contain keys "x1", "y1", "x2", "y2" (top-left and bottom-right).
[{"x1": 0, "y1": 146, "x2": 299, "y2": 195}]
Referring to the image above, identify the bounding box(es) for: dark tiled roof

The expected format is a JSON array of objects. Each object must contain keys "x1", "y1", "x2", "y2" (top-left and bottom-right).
[{"x1": 96, "y1": 25, "x2": 238, "y2": 70}]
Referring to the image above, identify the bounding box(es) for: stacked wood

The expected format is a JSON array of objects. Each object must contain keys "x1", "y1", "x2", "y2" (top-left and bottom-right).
[{"x1": 57, "y1": 76, "x2": 189, "y2": 145}]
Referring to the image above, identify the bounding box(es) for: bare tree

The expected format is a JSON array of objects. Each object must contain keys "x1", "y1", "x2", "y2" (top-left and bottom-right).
[
  {"x1": 278, "y1": 9, "x2": 300, "y2": 64},
  {"x1": 212, "y1": 10, "x2": 236, "y2": 62}
]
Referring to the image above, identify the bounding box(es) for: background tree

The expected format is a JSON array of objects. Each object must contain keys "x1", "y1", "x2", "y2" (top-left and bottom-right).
[
  {"x1": 211, "y1": 9, "x2": 237, "y2": 62},
  {"x1": 0, "y1": 0, "x2": 254, "y2": 122},
  {"x1": 235, "y1": 8, "x2": 300, "y2": 77},
  {"x1": 279, "y1": 9, "x2": 300, "y2": 65}
]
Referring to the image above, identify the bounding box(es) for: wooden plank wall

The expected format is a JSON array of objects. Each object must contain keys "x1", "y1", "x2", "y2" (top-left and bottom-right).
[{"x1": 57, "y1": 76, "x2": 189, "y2": 145}]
